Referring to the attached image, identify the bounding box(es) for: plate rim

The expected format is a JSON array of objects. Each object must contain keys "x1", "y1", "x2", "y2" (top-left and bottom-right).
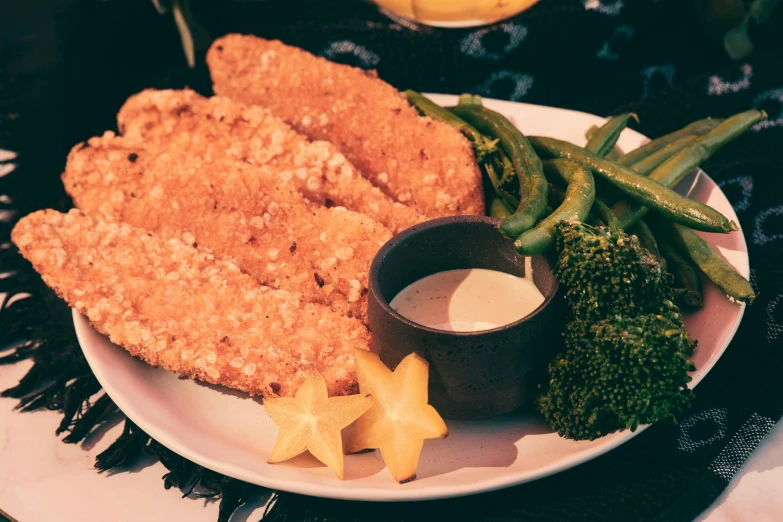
[{"x1": 75, "y1": 96, "x2": 747, "y2": 502}]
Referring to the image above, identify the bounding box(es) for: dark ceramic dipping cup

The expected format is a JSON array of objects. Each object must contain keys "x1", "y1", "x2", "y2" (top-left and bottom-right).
[{"x1": 368, "y1": 215, "x2": 563, "y2": 421}]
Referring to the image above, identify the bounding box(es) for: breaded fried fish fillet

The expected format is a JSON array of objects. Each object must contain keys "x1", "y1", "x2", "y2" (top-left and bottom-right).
[
  {"x1": 117, "y1": 89, "x2": 426, "y2": 234},
  {"x1": 12, "y1": 209, "x2": 369, "y2": 397},
  {"x1": 63, "y1": 133, "x2": 391, "y2": 322},
  {"x1": 207, "y1": 34, "x2": 484, "y2": 219}
]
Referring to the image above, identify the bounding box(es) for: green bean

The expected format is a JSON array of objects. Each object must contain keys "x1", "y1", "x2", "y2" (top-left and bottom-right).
[
  {"x1": 617, "y1": 118, "x2": 723, "y2": 166},
  {"x1": 585, "y1": 126, "x2": 622, "y2": 159},
  {"x1": 631, "y1": 220, "x2": 663, "y2": 263},
  {"x1": 547, "y1": 162, "x2": 599, "y2": 215},
  {"x1": 489, "y1": 196, "x2": 512, "y2": 218},
  {"x1": 629, "y1": 136, "x2": 697, "y2": 176},
  {"x1": 596, "y1": 135, "x2": 695, "y2": 206},
  {"x1": 451, "y1": 105, "x2": 548, "y2": 237},
  {"x1": 550, "y1": 182, "x2": 602, "y2": 224},
  {"x1": 529, "y1": 136, "x2": 737, "y2": 233},
  {"x1": 585, "y1": 113, "x2": 638, "y2": 158},
  {"x1": 614, "y1": 110, "x2": 766, "y2": 229},
  {"x1": 595, "y1": 136, "x2": 697, "y2": 209},
  {"x1": 514, "y1": 160, "x2": 595, "y2": 255},
  {"x1": 651, "y1": 217, "x2": 754, "y2": 304},
  {"x1": 405, "y1": 91, "x2": 497, "y2": 162},
  {"x1": 645, "y1": 110, "x2": 764, "y2": 190},
  {"x1": 591, "y1": 137, "x2": 705, "y2": 221},
  {"x1": 606, "y1": 148, "x2": 623, "y2": 162},
  {"x1": 591, "y1": 198, "x2": 623, "y2": 233},
  {"x1": 584, "y1": 125, "x2": 623, "y2": 202},
  {"x1": 458, "y1": 93, "x2": 483, "y2": 106},
  {"x1": 656, "y1": 235, "x2": 704, "y2": 308},
  {"x1": 406, "y1": 91, "x2": 471, "y2": 132}
]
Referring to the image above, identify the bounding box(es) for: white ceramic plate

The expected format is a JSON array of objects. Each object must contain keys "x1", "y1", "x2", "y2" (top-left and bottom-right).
[{"x1": 75, "y1": 95, "x2": 749, "y2": 502}]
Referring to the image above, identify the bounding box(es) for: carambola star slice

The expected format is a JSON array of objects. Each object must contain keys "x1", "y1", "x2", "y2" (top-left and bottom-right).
[
  {"x1": 265, "y1": 368, "x2": 372, "y2": 479},
  {"x1": 346, "y1": 350, "x2": 448, "y2": 483}
]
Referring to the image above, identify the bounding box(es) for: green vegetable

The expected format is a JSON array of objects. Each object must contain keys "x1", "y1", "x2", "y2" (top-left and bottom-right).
[
  {"x1": 405, "y1": 91, "x2": 498, "y2": 162},
  {"x1": 629, "y1": 136, "x2": 697, "y2": 177},
  {"x1": 631, "y1": 219, "x2": 663, "y2": 266},
  {"x1": 657, "y1": 235, "x2": 704, "y2": 308},
  {"x1": 596, "y1": 136, "x2": 697, "y2": 209},
  {"x1": 614, "y1": 110, "x2": 766, "y2": 230},
  {"x1": 537, "y1": 313, "x2": 696, "y2": 440},
  {"x1": 583, "y1": 118, "x2": 627, "y2": 203},
  {"x1": 591, "y1": 198, "x2": 623, "y2": 233},
  {"x1": 585, "y1": 113, "x2": 638, "y2": 158},
  {"x1": 553, "y1": 222, "x2": 673, "y2": 322},
  {"x1": 485, "y1": 152, "x2": 520, "y2": 210},
  {"x1": 617, "y1": 118, "x2": 722, "y2": 166},
  {"x1": 585, "y1": 125, "x2": 623, "y2": 162},
  {"x1": 606, "y1": 148, "x2": 623, "y2": 162},
  {"x1": 451, "y1": 105, "x2": 548, "y2": 237},
  {"x1": 514, "y1": 160, "x2": 595, "y2": 255},
  {"x1": 539, "y1": 221, "x2": 695, "y2": 440},
  {"x1": 586, "y1": 126, "x2": 622, "y2": 161},
  {"x1": 458, "y1": 93, "x2": 483, "y2": 106},
  {"x1": 584, "y1": 114, "x2": 638, "y2": 204},
  {"x1": 529, "y1": 136, "x2": 737, "y2": 233},
  {"x1": 493, "y1": 149, "x2": 521, "y2": 208},
  {"x1": 642, "y1": 110, "x2": 765, "y2": 193},
  {"x1": 489, "y1": 196, "x2": 512, "y2": 218},
  {"x1": 652, "y1": 218, "x2": 755, "y2": 304}
]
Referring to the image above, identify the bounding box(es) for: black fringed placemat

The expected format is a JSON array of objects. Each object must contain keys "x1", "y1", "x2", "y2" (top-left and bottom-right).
[{"x1": 2, "y1": 1, "x2": 783, "y2": 521}]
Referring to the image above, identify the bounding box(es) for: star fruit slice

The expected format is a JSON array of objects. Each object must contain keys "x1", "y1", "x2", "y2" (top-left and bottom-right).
[
  {"x1": 346, "y1": 350, "x2": 448, "y2": 483},
  {"x1": 264, "y1": 368, "x2": 372, "y2": 479}
]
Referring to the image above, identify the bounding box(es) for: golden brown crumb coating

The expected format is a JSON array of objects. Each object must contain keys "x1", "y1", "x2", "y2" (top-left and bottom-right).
[
  {"x1": 62, "y1": 133, "x2": 392, "y2": 323},
  {"x1": 12, "y1": 209, "x2": 369, "y2": 397},
  {"x1": 117, "y1": 89, "x2": 426, "y2": 234},
  {"x1": 207, "y1": 34, "x2": 484, "y2": 219}
]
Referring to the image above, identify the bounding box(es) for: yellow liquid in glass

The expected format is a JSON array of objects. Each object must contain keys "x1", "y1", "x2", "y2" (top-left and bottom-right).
[{"x1": 374, "y1": 0, "x2": 540, "y2": 27}]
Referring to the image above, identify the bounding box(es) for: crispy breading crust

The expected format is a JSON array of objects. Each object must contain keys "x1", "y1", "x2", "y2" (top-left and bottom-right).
[
  {"x1": 207, "y1": 34, "x2": 485, "y2": 219},
  {"x1": 117, "y1": 89, "x2": 427, "y2": 234},
  {"x1": 12, "y1": 209, "x2": 369, "y2": 397},
  {"x1": 63, "y1": 133, "x2": 392, "y2": 323}
]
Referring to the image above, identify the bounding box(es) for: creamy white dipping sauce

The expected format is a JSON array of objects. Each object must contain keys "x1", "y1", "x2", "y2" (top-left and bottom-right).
[{"x1": 389, "y1": 262, "x2": 545, "y2": 333}]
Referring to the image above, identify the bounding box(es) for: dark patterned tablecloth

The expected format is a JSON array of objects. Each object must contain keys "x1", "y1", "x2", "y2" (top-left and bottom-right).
[{"x1": 1, "y1": 1, "x2": 782, "y2": 521}]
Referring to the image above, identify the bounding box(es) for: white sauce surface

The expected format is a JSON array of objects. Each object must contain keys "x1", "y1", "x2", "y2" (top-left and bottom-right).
[{"x1": 389, "y1": 262, "x2": 545, "y2": 333}]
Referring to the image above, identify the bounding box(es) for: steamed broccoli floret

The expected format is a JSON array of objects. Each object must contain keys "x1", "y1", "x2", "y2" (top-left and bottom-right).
[
  {"x1": 537, "y1": 314, "x2": 696, "y2": 441},
  {"x1": 554, "y1": 222, "x2": 673, "y2": 322},
  {"x1": 537, "y1": 221, "x2": 696, "y2": 440}
]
